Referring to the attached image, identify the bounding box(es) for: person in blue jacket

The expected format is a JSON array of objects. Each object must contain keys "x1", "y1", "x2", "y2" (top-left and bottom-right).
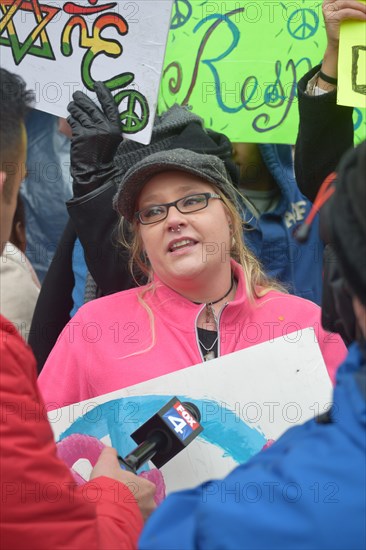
[
  {"x1": 139, "y1": 141, "x2": 366, "y2": 550},
  {"x1": 233, "y1": 141, "x2": 322, "y2": 303}
]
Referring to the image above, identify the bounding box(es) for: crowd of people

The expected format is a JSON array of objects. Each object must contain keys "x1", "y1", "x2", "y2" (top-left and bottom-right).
[{"x1": 1, "y1": 0, "x2": 365, "y2": 548}]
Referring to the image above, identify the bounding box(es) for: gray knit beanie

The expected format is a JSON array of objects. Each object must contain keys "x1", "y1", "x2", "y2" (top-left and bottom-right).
[{"x1": 111, "y1": 104, "x2": 239, "y2": 203}]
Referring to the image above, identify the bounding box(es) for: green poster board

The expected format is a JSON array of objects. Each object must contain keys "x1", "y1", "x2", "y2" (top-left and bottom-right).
[{"x1": 159, "y1": 0, "x2": 365, "y2": 144}]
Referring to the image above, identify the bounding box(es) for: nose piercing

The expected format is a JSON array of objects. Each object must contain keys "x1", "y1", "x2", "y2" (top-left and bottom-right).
[{"x1": 170, "y1": 224, "x2": 181, "y2": 233}]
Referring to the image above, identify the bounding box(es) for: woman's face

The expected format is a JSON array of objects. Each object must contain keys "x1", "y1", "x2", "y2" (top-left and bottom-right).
[{"x1": 136, "y1": 171, "x2": 232, "y2": 289}]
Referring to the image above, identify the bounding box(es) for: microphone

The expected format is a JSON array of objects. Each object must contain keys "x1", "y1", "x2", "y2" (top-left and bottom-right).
[{"x1": 117, "y1": 397, "x2": 203, "y2": 473}]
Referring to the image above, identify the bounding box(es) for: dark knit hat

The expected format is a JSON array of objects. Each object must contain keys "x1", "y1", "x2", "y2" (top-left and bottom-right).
[
  {"x1": 114, "y1": 148, "x2": 239, "y2": 222},
  {"x1": 112, "y1": 104, "x2": 239, "y2": 186},
  {"x1": 330, "y1": 141, "x2": 366, "y2": 306}
]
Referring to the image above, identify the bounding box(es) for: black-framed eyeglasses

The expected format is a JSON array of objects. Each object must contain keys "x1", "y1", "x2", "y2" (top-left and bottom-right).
[{"x1": 135, "y1": 192, "x2": 222, "y2": 225}]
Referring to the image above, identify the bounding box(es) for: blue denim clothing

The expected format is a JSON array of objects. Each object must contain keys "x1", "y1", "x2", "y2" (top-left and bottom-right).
[{"x1": 21, "y1": 110, "x2": 71, "y2": 282}]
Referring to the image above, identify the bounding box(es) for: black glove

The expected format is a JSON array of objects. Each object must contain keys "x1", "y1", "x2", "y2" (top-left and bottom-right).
[{"x1": 67, "y1": 82, "x2": 123, "y2": 198}]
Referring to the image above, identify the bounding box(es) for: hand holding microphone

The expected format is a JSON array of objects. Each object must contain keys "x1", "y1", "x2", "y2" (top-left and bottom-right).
[{"x1": 90, "y1": 446, "x2": 157, "y2": 521}]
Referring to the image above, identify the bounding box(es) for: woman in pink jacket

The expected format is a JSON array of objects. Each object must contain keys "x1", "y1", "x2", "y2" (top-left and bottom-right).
[{"x1": 39, "y1": 148, "x2": 346, "y2": 409}]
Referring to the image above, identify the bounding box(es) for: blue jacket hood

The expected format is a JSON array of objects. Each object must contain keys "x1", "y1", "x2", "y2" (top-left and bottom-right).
[{"x1": 258, "y1": 143, "x2": 298, "y2": 212}]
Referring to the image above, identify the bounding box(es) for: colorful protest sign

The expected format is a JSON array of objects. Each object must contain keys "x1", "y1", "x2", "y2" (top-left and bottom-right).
[
  {"x1": 0, "y1": 0, "x2": 173, "y2": 144},
  {"x1": 49, "y1": 329, "x2": 332, "y2": 494},
  {"x1": 338, "y1": 18, "x2": 366, "y2": 110},
  {"x1": 159, "y1": 0, "x2": 366, "y2": 144}
]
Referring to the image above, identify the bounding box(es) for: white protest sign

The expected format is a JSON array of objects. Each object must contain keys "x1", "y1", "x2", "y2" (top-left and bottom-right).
[
  {"x1": 0, "y1": 0, "x2": 173, "y2": 144},
  {"x1": 49, "y1": 329, "x2": 333, "y2": 493}
]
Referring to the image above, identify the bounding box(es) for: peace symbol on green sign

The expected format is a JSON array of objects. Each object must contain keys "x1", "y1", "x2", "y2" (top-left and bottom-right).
[{"x1": 287, "y1": 9, "x2": 319, "y2": 40}]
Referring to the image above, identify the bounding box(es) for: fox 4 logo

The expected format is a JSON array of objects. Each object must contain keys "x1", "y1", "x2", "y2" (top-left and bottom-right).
[{"x1": 163, "y1": 402, "x2": 199, "y2": 441}]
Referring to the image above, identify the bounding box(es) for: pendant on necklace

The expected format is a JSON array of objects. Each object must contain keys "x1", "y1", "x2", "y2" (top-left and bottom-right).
[{"x1": 203, "y1": 350, "x2": 216, "y2": 361}]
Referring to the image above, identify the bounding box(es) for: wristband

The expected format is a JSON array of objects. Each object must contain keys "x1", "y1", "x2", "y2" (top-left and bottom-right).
[{"x1": 318, "y1": 70, "x2": 338, "y2": 85}]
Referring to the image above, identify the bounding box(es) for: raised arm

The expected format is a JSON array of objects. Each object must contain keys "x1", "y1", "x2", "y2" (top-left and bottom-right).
[
  {"x1": 295, "y1": 0, "x2": 366, "y2": 202},
  {"x1": 66, "y1": 83, "x2": 136, "y2": 295}
]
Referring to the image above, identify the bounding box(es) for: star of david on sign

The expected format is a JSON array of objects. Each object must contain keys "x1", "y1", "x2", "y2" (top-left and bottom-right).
[{"x1": 0, "y1": 0, "x2": 61, "y2": 65}]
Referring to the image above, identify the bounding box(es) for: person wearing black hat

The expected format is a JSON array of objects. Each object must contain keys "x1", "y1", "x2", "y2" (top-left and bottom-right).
[
  {"x1": 138, "y1": 141, "x2": 366, "y2": 550},
  {"x1": 38, "y1": 146, "x2": 345, "y2": 413}
]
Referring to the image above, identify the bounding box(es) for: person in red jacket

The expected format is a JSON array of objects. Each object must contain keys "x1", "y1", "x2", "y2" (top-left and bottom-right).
[{"x1": 0, "y1": 67, "x2": 156, "y2": 549}]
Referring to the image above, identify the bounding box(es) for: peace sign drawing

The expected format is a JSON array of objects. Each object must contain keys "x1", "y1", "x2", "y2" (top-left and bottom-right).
[
  {"x1": 114, "y1": 89, "x2": 150, "y2": 134},
  {"x1": 170, "y1": 0, "x2": 192, "y2": 29},
  {"x1": 287, "y1": 8, "x2": 319, "y2": 40}
]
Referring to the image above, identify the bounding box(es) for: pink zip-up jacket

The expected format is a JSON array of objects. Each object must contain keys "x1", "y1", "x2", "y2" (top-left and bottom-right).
[{"x1": 39, "y1": 261, "x2": 346, "y2": 410}]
